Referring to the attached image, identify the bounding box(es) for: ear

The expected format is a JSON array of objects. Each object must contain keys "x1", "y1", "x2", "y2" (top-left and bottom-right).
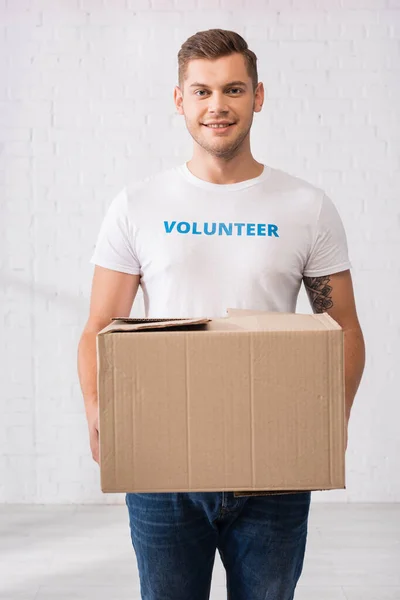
[
  {"x1": 254, "y1": 82, "x2": 264, "y2": 114},
  {"x1": 174, "y1": 86, "x2": 184, "y2": 115}
]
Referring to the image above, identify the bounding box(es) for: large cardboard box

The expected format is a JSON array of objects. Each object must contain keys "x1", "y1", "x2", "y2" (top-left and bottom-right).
[{"x1": 97, "y1": 310, "x2": 345, "y2": 496}]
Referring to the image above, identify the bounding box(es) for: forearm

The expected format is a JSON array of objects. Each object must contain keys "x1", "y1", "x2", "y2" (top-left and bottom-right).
[
  {"x1": 78, "y1": 329, "x2": 100, "y2": 414},
  {"x1": 344, "y1": 326, "x2": 366, "y2": 420}
]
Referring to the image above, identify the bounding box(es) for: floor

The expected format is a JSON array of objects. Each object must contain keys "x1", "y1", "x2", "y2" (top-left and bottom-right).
[{"x1": 0, "y1": 503, "x2": 399, "y2": 600}]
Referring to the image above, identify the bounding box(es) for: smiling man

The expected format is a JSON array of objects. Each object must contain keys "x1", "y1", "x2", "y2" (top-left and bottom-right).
[{"x1": 78, "y1": 29, "x2": 365, "y2": 600}]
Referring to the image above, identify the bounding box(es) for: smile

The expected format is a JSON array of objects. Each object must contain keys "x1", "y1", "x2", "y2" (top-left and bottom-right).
[{"x1": 203, "y1": 123, "x2": 235, "y2": 132}]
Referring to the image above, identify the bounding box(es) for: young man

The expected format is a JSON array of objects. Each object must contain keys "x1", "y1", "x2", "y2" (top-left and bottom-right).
[{"x1": 78, "y1": 29, "x2": 365, "y2": 600}]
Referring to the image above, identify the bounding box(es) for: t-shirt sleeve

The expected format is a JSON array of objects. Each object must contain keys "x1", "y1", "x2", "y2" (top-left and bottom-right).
[
  {"x1": 303, "y1": 193, "x2": 352, "y2": 277},
  {"x1": 89, "y1": 188, "x2": 141, "y2": 275}
]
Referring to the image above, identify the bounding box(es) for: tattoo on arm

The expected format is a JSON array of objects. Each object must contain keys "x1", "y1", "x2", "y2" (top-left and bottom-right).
[{"x1": 303, "y1": 275, "x2": 334, "y2": 313}]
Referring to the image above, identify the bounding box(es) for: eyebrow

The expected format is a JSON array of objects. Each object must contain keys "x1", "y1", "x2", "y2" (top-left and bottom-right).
[{"x1": 189, "y1": 80, "x2": 248, "y2": 88}]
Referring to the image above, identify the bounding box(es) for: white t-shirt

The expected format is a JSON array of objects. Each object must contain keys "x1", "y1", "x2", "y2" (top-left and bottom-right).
[{"x1": 90, "y1": 163, "x2": 351, "y2": 318}]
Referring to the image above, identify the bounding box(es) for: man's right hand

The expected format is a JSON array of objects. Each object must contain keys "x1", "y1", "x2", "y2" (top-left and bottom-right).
[
  {"x1": 78, "y1": 267, "x2": 141, "y2": 467},
  {"x1": 86, "y1": 403, "x2": 100, "y2": 465}
]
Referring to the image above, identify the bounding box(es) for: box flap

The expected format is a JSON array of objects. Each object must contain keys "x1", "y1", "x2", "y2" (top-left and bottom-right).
[
  {"x1": 220, "y1": 311, "x2": 341, "y2": 332},
  {"x1": 98, "y1": 317, "x2": 210, "y2": 335}
]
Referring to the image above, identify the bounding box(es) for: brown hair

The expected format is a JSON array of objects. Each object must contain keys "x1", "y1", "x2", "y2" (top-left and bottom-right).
[{"x1": 178, "y1": 29, "x2": 258, "y2": 92}]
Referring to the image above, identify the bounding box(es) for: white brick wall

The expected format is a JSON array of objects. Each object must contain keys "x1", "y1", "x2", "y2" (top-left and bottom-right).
[{"x1": 1, "y1": 0, "x2": 399, "y2": 503}]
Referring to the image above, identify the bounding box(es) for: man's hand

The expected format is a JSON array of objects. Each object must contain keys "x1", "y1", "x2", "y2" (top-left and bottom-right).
[
  {"x1": 86, "y1": 403, "x2": 100, "y2": 464},
  {"x1": 77, "y1": 267, "x2": 141, "y2": 466},
  {"x1": 303, "y1": 270, "x2": 365, "y2": 454},
  {"x1": 345, "y1": 411, "x2": 350, "y2": 451}
]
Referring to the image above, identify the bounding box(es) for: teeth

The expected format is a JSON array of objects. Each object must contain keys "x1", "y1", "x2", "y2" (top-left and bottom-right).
[{"x1": 207, "y1": 124, "x2": 231, "y2": 128}]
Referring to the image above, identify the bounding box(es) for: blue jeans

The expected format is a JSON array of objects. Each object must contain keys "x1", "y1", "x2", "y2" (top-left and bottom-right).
[{"x1": 126, "y1": 491, "x2": 311, "y2": 600}]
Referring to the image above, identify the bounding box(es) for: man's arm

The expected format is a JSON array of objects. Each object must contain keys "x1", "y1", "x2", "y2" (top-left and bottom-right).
[
  {"x1": 303, "y1": 270, "x2": 366, "y2": 425},
  {"x1": 78, "y1": 266, "x2": 140, "y2": 463}
]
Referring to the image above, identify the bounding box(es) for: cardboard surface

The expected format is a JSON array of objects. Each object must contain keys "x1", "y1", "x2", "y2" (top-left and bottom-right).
[{"x1": 97, "y1": 310, "x2": 345, "y2": 495}]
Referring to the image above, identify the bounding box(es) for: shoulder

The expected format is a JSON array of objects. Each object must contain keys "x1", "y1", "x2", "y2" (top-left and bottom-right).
[
  {"x1": 104, "y1": 166, "x2": 175, "y2": 220},
  {"x1": 268, "y1": 167, "x2": 323, "y2": 201},
  {"x1": 125, "y1": 165, "x2": 178, "y2": 200},
  {"x1": 267, "y1": 167, "x2": 342, "y2": 223}
]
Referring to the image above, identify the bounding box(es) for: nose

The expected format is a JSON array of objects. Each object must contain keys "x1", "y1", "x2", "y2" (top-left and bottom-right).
[{"x1": 207, "y1": 92, "x2": 230, "y2": 115}]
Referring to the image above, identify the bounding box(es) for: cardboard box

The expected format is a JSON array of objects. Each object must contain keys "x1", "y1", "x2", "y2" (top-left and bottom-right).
[{"x1": 97, "y1": 310, "x2": 345, "y2": 496}]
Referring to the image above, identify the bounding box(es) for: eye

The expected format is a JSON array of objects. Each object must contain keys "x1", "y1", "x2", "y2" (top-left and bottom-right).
[{"x1": 194, "y1": 88, "x2": 244, "y2": 97}]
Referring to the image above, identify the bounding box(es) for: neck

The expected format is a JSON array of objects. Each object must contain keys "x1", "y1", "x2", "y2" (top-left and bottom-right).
[{"x1": 186, "y1": 156, "x2": 264, "y2": 185}]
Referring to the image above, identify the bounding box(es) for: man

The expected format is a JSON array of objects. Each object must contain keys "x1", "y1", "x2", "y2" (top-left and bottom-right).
[{"x1": 78, "y1": 28, "x2": 365, "y2": 600}]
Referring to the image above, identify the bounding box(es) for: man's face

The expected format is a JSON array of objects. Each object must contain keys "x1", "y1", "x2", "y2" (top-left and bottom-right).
[{"x1": 174, "y1": 53, "x2": 263, "y2": 159}]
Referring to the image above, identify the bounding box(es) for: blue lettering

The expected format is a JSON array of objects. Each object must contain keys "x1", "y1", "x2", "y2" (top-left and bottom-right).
[
  {"x1": 257, "y1": 224, "x2": 266, "y2": 236},
  {"x1": 164, "y1": 220, "x2": 176, "y2": 234},
  {"x1": 247, "y1": 223, "x2": 256, "y2": 236},
  {"x1": 234, "y1": 223, "x2": 245, "y2": 236},
  {"x1": 219, "y1": 223, "x2": 233, "y2": 236},
  {"x1": 268, "y1": 224, "x2": 279, "y2": 237},
  {"x1": 204, "y1": 222, "x2": 217, "y2": 235},
  {"x1": 177, "y1": 221, "x2": 190, "y2": 234},
  {"x1": 164, "y1": 220, "x2": 279, "y2": 237}
]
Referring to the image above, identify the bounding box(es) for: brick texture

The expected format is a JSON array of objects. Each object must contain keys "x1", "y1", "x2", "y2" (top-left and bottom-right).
[{"x1": 1, "y1": 0, "x2": 399, "y2": 503}]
